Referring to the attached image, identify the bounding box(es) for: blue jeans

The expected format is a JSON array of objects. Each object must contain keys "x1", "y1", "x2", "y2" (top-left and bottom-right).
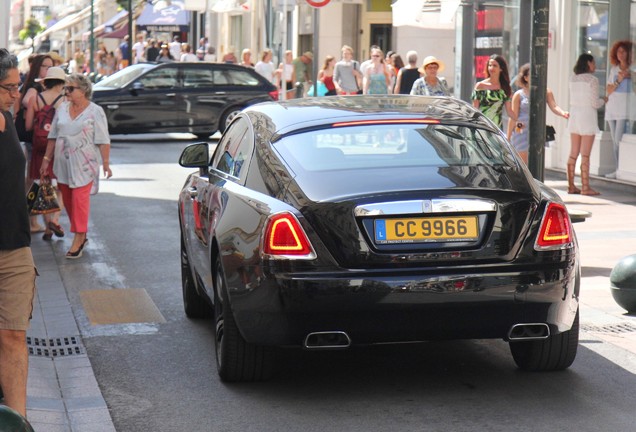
[{"x1": 607, "y1": 119, "x2": 628, "y2": 168}]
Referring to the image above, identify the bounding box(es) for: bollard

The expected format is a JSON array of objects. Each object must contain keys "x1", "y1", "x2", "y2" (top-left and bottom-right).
[
  {"x1": 610, "y1": 254, "x2": 636, "y2": 313},
  {"x1": 0, "y1": 405, "x2": 34, "y2": 432}
]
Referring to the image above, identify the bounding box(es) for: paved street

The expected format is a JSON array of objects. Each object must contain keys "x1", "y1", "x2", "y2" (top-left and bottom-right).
[{"x1": 23, "y1": 136, "x2": 636, "y2": 431}]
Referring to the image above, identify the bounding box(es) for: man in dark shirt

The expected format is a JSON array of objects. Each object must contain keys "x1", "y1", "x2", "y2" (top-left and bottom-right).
[
  {"x1": 145, "y1": 39, "x2": 160, "y2": 62},
  {"x1": 0, "y1": 48, "x2": 37, "y2": 418},
  {"x1": 119, "y1": 35, "x2": 130, "y2": 69}
]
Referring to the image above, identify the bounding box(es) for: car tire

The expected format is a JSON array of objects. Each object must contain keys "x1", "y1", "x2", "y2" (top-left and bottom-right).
[
  {"x1": 181, "y1": 235, "x2": 212, "y2": 318},
  {"x1": 509, "y1": 310, "x2": 579, "y2": 371},
  {"x1": 219, "y1": 107, "x2": 243, "y2": 133},
  {"x1": 213, "y1": 257, "x2": 274, "y2": 382}
]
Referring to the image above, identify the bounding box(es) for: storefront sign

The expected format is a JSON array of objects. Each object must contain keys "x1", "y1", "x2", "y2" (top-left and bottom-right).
[{"x1": 475, "y1": 36, "x2": 503, "y2": 49}]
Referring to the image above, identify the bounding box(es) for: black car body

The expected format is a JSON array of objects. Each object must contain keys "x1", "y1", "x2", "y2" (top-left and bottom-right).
[
  {"x1": 92, "y1": 62, "x2": 277, "y2": 138},
  {"x1": 178, "y1": 96, "x2": 580, "y2": 382}
]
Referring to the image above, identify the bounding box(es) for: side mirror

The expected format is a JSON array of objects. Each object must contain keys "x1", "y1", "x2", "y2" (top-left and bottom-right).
[
  {"x1": 179, "y1": 142, "x2": 210, "y2": 168},
  {"x1": 130, "y1": 82, "x2": 144, "y2": 94}
]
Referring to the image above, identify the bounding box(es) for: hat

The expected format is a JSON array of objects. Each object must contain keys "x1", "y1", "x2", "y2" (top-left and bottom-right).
[
  {"x1": 302, "y1": 51, "x2": 313, "y2": 60},
  {"x1": 35, "y1": 66, "x2": 66, "y2": 82},
  {"x1": 419, "y1": 56, "x2": 445, "y2": 74},
  {"x1": 47, "y1": 51, "x2": 64, "y2": 65}
]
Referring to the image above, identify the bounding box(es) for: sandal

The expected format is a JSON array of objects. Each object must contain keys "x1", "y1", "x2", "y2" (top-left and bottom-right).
[
  {"x1": 48, "y1": 222, "x2": 65, "y2": 237},
  {"x1": 42, "y1": 231, "x2": 53, "y2": 241},
  {"x1": 66, "y1": 238, "x2": 88, "y2": 259},
  {"x1": 581, "y1": 188, "x2": 600, "y2": 196}
]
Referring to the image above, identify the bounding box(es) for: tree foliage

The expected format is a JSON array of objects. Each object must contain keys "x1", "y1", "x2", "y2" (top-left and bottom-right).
[{"x1": 19, "y1": 17, "x2": 45, "y2": 41}]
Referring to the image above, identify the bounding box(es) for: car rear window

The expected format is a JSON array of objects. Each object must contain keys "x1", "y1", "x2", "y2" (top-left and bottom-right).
[{"x1": 274, "y1": 124, "x2": 515, "y2": 172}]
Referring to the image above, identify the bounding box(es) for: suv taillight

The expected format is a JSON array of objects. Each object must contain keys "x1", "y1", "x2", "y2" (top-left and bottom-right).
[
  {"x1": 534, "y1": 202, "x2": 572, "y2": 250},
  {"x1": 268, "y1": 90, "x2": 279, "y2": 100},
  {"x1": 263, "y1": 212, "x2": 315, "y2": 258}
]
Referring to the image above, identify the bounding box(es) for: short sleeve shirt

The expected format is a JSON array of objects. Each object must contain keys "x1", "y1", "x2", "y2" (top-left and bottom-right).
[{"x1": 48, "y1": 102, "x2": 110, "y2": 188}]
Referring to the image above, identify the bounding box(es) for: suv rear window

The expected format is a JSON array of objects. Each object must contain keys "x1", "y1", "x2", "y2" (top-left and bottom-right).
[
  {"x1": 274, "y1": 124, "x2": 515, "y2": 172},
  {"x1": 213, "y1": 69, "x2": 262, "y2": 86}
]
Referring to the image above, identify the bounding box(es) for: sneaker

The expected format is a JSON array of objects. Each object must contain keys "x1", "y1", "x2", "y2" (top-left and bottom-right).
[{"x1": 605, "y1": 172, "x2": 617, "y2": 179}]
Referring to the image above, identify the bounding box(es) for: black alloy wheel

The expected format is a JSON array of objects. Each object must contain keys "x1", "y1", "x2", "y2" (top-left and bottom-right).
[
  {"x1": 213, "y1": 257, "x2": 273, "y2": 382},
  {"x1": 181, "y1": 234, "x2": 211, "y2": 318}
]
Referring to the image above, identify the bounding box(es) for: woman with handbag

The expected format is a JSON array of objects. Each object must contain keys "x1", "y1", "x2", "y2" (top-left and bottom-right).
[
  {"x1": 507, "y1": 64, "x2": 569, "y2": 164},
  {"x1": 14, "y1": 54, "x2": 54, "y2": 233},
  {"x1": 25, "y1": 66, "x2": 66, "y2": 241},
  {"x1": 39, "y1": 74, "x2": 112, "y2": 259}
]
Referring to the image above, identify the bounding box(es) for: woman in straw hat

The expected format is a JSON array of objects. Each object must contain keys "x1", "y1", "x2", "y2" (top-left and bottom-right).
[{"x1": 410, "y1": 56, "x2": 449, "y2": 96}]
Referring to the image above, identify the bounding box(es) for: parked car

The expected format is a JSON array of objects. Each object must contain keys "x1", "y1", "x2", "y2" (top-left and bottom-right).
[
  {"x1": 92, "y1": 62, "x2": 277, "y2": 138},
  {"x1": 177, "y1": 95, "x2": 580, "y2": 382}
]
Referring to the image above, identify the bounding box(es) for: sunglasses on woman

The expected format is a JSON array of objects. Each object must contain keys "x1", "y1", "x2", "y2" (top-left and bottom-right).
[{"x1": 64, "y1": 86, "x2": 78, "y2": 93}]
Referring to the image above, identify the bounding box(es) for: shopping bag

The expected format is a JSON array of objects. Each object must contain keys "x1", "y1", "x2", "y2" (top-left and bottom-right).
[
  {"x1": 26, "y1": 182, "x2": 40, "y2": 213},
  {"x1": 30, "y1": 182, "x2": 61, "y2": 215},
  {"x1": 308, "y1": 81, "x2": 328, "y2": 97}
]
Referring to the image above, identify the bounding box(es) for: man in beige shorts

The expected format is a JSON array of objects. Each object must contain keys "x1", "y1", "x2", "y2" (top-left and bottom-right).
[{"x1": 0, "y1": 47, "x2": 38, "y2": 418}]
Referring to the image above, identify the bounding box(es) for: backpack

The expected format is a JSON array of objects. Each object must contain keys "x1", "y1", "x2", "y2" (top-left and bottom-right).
[{"x1": 32, "y1": 93, "x2": 63, "y2": 150}]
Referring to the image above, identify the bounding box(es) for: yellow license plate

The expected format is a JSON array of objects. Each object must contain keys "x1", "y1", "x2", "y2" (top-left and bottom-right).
[{"x1": 375, "y1": 216, "x2": 479, "y2": 243}]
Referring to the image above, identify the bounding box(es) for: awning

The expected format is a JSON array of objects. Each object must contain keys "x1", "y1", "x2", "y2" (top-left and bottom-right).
[
  {"x1": 103, "y1": 25, "x2": 129, "y2": 39},
  {"x1": 82, "y1": 10, "x2": 128, "y2": 40},
  {"x1": 35, "y1": 0, "x2": 103, "y2": 42},
  {"x1": 391, "y1": 0, "x2": 459, "y2": 30},
  {"x1": 83, "y1": 10, "x2": 128, "y2": 39},
  {"x1": 136, "y1": 0, "x2": 190, "y2": 33}
]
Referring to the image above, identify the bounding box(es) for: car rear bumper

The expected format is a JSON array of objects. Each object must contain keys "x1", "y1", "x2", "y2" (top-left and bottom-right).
[{"x1": 229, "y1": 264, "x2": 579, "y2": 347}]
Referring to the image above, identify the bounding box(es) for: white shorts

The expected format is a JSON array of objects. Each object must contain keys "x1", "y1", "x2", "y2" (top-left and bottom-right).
[{"x1": 568, "y1": 106, "x2": 600, "y2": 136}]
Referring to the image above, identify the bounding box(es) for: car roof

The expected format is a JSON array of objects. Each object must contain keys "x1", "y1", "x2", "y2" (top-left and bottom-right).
[{"x1": 242, "y1": 95, "x2": 497, "y2": 138}]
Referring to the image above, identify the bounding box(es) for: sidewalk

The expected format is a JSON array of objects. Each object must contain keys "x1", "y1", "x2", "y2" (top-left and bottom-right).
[
  {"x1": 26, "y1": 239, "x2": 115, "y2": 431},
  {"x1": 545, "y1": 169, "x2": 636, "y2": 355},
  {"x1": 21, "y1": 170, "x2": 636, "y2": 431}
]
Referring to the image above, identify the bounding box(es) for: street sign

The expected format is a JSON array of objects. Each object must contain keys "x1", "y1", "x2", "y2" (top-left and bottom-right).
[{"x1": 306, "y1": 0, "x2": 330, "y2": 7}]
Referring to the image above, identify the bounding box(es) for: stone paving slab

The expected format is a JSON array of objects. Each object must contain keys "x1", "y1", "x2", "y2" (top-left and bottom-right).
[{"x1": 27, "y1": 239, "x2": 115, "y2": 432}]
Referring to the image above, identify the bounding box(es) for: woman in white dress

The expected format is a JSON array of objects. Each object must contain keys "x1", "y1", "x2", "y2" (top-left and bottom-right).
[{"x1": 568, "y1": 54, "x2": 606, "y2": 195}]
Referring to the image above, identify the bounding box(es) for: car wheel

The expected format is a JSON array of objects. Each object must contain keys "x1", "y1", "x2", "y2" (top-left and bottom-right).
[
  {"x1": 509, "y1": 311, "x2": 579, "y2": 371},
  {"x1": 194, "y1": 133, "x2": 211, "y2": 140},
  {"x1": 181, "y1": 235, "x2": 211, "y2": 318},
  {"x1": 219, "y1": 108, "x2": 242, "y2": 133},
  {"x1": 213, "y1": 257, "x2": 273, "y2": 382}
]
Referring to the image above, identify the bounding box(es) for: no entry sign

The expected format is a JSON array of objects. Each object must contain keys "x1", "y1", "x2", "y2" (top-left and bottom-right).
[{"x1": 306, "y1": 0, "x2": 331, "y2": 7}]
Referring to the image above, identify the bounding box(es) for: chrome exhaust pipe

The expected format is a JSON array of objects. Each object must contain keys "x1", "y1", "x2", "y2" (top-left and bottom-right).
[
  {"x1": 304, "y1": 331, "x2": 351, "y2": 349},
  {"x1": 508, "y1": 323, "x2": 550, "y2": 341}
]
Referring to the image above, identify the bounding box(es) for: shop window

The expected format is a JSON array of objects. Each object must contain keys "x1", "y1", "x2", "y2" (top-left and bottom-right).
[{"x1": 576, "y1": 1, "x2": 609, "y2": 127}]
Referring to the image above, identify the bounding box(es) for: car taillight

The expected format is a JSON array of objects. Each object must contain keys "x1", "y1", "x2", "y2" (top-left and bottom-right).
[
  {"x1": 268, "y1": 89, "x2": 279, "y2": 100},
  {"x1": 263, "y1": 212, "x2": 315, "y2": 258},
  {"x1": 534, "y1": 202, "x2": 572, "y2": 250}
]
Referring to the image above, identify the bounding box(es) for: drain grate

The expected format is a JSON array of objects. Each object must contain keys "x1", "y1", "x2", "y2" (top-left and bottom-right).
[
  {"x1": 581, "y1": 322, "x2": 636, "y2": 335},
  {"x1": 27, "y1": 336, "x2": 85, "y2": 357}
]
